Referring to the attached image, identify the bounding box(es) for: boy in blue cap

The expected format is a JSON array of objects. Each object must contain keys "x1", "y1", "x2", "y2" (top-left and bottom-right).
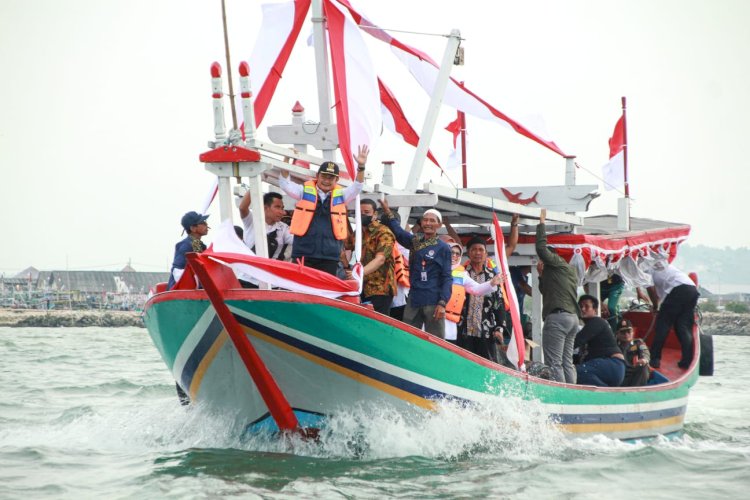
[{"x1": 167, "y1": 211, "x2": 210, "y2": 289}]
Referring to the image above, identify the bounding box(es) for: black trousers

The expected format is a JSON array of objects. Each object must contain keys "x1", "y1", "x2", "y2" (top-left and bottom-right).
[
  {"x1": 362, "y1": 295, "x2": 393, "y2": 316},
  {"x1": 301, "y1": 257, "x2": 340, "y2": 276},
  {"x1": 651, "y1": 284, "x2": 699, "y2": 365}
]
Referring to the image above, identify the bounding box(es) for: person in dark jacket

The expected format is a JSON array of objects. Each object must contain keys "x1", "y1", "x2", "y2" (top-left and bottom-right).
[
  {"x1": 279, "y1": 145, "x2": 369, "y2": 275},
  {"x1": 536, "y1": 209, "x2": 581, "y2": 383},
  {"x1": 167, "y1": 211, "x2": 209, "y2": 290},
  {"x1": 575, "y1": 295, "x2": 626, "y2": 387},
  {"x1": 379, "y1": 199, "x2": 452, "y2": 339}
]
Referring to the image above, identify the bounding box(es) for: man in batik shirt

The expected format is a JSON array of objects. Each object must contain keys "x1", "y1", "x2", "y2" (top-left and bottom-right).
[
  {"x1": 458, "y1": 236, "x2": 506, "y2": 361},
  {"x1": 355, "y1": 199, "x2": 397, "y2": 315}
]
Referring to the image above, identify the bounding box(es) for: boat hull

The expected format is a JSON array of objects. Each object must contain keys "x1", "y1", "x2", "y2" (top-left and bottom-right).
[{"x1": 143, "y1": 290, "x2": 698, "y2": 440}]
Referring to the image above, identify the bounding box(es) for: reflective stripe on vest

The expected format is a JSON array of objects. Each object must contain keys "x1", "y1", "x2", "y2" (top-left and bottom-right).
[
  {"x1": 393, "y1": 245, "x2": 410, "y2": 288},
  {"x1": 446, "y1": 266, "x2": 467, "y2": 323},
  {"x1": 289, "y1": 180, "x2": 348, "y2": 240}
]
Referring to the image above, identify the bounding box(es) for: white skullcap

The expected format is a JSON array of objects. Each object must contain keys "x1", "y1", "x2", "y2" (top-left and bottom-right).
[{"x1": 422, "y1": 208, "x2": 442, "y2": 223}]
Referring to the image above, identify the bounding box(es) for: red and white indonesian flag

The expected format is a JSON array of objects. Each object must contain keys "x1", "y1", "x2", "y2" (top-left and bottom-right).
[
  {"x1": 601, "y1": 115, "x2": 625, "y2": 191},
  {"x1": 324, "y1": 0, "x2": 380, "y2": 178},
  {"x1": 209, "y1": 221, "x2": 363, "y2": 297},
  {"x1": 492, "y1": 213, "x2": 525, "y2": 372},
  {"x1": 331, "y1": 0, "x2": 567, "y2": 158},
  {"x1": 445, "y1": 113, "x2": 463, "y2": 173},
  {"x1": 248, "y1": 0, "x2": 311, "y2": 127}
]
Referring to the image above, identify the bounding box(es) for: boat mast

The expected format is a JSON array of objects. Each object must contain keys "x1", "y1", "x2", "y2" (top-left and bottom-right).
[
  {"x1": 398, "y1": 30, "x2": 462, "y2": 225},
  {"x1": 311, "y1": 0, "x2": 336, "y2": 162},
  {"x1": 617, "y1": 96, "x2": 630, "y2": 231}
]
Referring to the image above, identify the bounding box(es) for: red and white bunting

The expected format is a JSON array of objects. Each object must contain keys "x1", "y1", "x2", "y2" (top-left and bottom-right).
[
  {"x1": 324, "y1": 0, "x2": 380, "y2": 178},
  {"x1": 331, "y1": 0, "x2": 567, "y2": 158},
  {"x1": 492, "y1": 214, "x2": 525, "y2": 372},
  {"x1": 249, "y1": 0, "x2": 311, "y2": 127},
  {"x1": 209, "y1": 221, "x2": 363, "y2": 297},
  {"x1": 379, "y1": 78, "x2": 442, "y2": 169}
]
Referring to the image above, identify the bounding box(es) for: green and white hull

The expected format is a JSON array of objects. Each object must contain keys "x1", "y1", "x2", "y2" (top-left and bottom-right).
[{"x1": 144, "y1": 289, "x2": 698, "y2": 440}]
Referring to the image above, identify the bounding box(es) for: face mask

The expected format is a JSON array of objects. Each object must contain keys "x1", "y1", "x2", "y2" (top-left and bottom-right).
[{"x1": 361, "y1": 215, "x2": 373, "y2": 227}]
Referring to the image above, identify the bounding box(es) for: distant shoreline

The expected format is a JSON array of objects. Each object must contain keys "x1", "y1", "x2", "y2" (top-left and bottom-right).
[
  {"x1": 0, "y1": 307, "x2": 746, "y2": 334},
  {"x1": 0, "y1": 308, "x2": 143, "y2": 328}
]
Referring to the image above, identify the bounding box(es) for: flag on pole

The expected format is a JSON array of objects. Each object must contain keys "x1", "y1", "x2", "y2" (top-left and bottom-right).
[
  {"x1": 444, "y1": 113, "x2": 463, "y2": 173},
  {"x1": 491, "y1": 213, "x2": 525, "y2": 372},
  {"x1": 601, "y1": 115, "x2": 625, "y2": 191}
]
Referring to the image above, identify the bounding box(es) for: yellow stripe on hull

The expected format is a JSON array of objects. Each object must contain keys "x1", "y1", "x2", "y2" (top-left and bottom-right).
[
  {"x1": 189, "y1": 330, "x2": 229, "y2": 399},
  {"x1": 244, "y1": 325, "x2": 437, "y2": 411},
  {"x1": 559, "y1": 414, "x2": 684, "y2": 435}
]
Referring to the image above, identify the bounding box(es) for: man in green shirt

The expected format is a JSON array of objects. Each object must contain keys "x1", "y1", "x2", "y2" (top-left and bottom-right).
[{"x1": 536, "y1": 209, "x2": 581, "y2": 383}]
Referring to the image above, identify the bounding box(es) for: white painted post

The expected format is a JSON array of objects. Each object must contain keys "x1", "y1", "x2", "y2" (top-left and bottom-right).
[
  {"x1": 238, "y1": 61, "x2": 256, "y2": 143},
  {"x1": 291, "y1": 101, "x2": 308, "y2": 154},
  {"x1": 398, "y1": 29, "x2": 462, "y2": 226},
  {"x1": 211, "y1": 62, "x2": 227, "y2": 143},
  {"x1": 618, "y1": 197, "x2": 630, "y2": 231},
  {"x1": 311, "y1": 0, "x2": 335, "y2": 161},
  {"x1": 381, "y1": 161, "x2": 394, "y2": 186}
]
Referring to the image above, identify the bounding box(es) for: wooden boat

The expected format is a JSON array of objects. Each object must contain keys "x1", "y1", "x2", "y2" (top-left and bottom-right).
[{"x1": 143, "y1": 0, "x2": 712, "y2": 441}]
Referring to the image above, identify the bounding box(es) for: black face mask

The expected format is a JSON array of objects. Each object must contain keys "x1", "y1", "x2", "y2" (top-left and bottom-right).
[{"x1": 361, "y1": 215, "x2": 373, "y2": 227}]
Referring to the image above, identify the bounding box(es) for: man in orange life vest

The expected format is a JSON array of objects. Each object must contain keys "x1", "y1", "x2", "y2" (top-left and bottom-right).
[{"x1": 279, "y1": 145, "x2": 369, "y2": 275}]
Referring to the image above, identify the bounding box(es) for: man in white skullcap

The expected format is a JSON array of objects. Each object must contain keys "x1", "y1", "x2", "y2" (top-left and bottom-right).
[{"x1": 379, "y1": 201, "x2": 452, "y2": 338}]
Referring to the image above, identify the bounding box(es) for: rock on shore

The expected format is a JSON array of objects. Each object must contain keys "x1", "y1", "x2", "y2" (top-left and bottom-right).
[
  {"x1": 0, "y1": 309, "x2": 144, "y2": 328},
  {"x1": 700, "y1": 312, "x2": 750, "y2": 336},
  {"x1": 0, "y1": 308, "x2": 746, "y2": 334}
]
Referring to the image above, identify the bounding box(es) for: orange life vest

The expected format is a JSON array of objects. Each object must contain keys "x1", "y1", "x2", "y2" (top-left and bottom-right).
[
  {"x1": 445, "y1": 265, "x2": 467, "y2": 323},
  {"x1": 393, "y1": 245, "x2": 410, "y2": 288},
  {"x1": 289, "y1": 180, "x2": 348, "y2": 240}
]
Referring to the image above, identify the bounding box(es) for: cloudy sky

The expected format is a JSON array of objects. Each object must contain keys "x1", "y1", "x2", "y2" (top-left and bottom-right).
[{"x1": 1, "y1": 0, "x2": 748, "y2": 276}]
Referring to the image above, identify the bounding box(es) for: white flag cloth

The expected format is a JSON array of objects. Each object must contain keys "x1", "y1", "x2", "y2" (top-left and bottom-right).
[{"x1": 602, "y1": 115, "x2": 625, "y2": 191}]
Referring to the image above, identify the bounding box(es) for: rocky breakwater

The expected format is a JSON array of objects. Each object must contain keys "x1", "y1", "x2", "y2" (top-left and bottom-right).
[
  {"x1": 0, "y1": 309, "x2": 144, "y2": 328},
  {"x1": 700, "y1": 312, "x2": 750, "y2": 336}
]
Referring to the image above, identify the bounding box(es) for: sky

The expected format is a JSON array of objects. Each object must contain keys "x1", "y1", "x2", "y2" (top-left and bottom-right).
[{"x1": 1, "y1": 0, "x2": 749, "y2": 276}]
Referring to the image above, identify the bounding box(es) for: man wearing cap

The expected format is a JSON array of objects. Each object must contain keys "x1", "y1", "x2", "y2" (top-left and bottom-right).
[
  {"x1": 616, "y1": 318, "x2": 651, "y2": 386},
  {"x1": 279, "y1": 145, "x2": 369, "y2": 275},
  {"x1": 536, "y1": 208, "x2": 581, "y2": 383},
  {"x1": 379, "y1": 199, "x2": 452, "y2": 338},
  {"x1": 167, "y1": 211, "x2": 210, "y2": 290}
]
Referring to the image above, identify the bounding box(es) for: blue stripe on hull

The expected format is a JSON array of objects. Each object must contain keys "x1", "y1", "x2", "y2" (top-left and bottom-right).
[
  {"x1": 552, "y1": 404, "x2": 686, "y2": 425},
  {"x1": 233, "y1": 313, "x2": 452, "y2": 401},
  {"x1": 180, "y1": 315, "x2": 223, "y2": 391}
]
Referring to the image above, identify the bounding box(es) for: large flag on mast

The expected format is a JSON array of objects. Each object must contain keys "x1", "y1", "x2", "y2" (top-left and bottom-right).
[
  {"x1": 324, "y1": 0, "x2": 381, "y2": 178},
  {"x1": 330, "y1": 0, "x2": 568, "y2": 158},
  {"x1": 492, "y1": 213, "x2": 525, "y2": 372},
  {"x1": 379, "y1": 78, "x2": 443, "y2": 170},
  {"x1": 601, "y1": 113, "x2": 626, "y2": 191}
]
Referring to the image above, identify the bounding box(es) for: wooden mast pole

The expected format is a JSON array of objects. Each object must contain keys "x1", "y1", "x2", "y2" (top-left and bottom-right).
[{"x1": 221, "y1": 0, "x2": 238, "y2": 130}]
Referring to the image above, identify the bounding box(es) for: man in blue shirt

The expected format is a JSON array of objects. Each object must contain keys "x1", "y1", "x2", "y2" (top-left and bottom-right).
[
  {"x1": 379, "y1": 200, "x2": 452, "y2": 338},
  {"x1": 167, "y1": 211, "x2": 209, "y2": 290}
]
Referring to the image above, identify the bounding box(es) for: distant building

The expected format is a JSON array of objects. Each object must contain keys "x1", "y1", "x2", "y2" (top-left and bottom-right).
[{"x1": 1, "y1": 267, "x2": 169, "y2": 310}]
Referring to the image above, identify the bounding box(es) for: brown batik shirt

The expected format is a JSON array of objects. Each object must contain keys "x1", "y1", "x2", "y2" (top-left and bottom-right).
[{"x1": 362, "y1": 221, "x2": 397, "y2": 298}]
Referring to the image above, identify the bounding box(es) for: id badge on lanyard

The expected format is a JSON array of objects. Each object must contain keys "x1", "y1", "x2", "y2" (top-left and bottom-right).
[{"x1": 421, "y1": 259, "x2": 428, "y2": 282}]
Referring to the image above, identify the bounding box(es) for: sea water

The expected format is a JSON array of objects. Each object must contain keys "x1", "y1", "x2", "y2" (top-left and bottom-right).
[{"x1": 1, "y1": 327, "x2": 748, "y2": 499}]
